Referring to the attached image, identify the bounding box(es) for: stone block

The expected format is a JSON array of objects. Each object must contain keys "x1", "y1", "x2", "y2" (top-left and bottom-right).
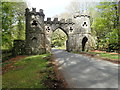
[
  {"x1": 60, "y1": 19, "x2": 65, "y2": 23},
  {"x1": 47, "y1": 18, "x2": 51, "y2": 22},
  {"x1": 53, "y1": 18, "x2": 58, "y2": 23},
  {"x1": 32, "y1": 8, "x2": 36, "y2": 12}
]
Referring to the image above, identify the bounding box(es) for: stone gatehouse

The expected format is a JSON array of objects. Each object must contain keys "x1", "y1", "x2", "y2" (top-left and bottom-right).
[{"x1": 13, "y1": 8, "x2": 95, "y2": 55}]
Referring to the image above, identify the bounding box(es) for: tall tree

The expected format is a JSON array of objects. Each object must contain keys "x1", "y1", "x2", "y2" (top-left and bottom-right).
[
  {"x1": 2, "y1": 2, "x2": 27, "y2": 49},
  {"x1": 92, "y1": 1, "x2": 119, "y2": 51}
]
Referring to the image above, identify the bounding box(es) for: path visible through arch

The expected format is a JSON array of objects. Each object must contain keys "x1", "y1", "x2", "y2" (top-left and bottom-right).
[{"x1": 52, "y1": 49, "x2": 118, "y2": 88}]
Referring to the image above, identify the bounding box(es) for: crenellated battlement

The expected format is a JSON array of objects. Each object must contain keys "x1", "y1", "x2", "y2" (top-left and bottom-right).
[
  {"x1": 14, "y1": 8, "x2": 95, "y2": 55},
  {"x1": 25, "y1": 8, "x2": 45, "y2": 17},
  {"x1": 25, "y1": 8, "x2": 75, "y2": 25},
  {"x1": 45, "y1": 17, "x2": 74, "y2": 24}
]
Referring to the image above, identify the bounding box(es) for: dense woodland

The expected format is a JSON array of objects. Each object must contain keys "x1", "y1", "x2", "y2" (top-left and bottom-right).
[{"x1": 2, "y1": 1, "x2": 119, "y2": 52}]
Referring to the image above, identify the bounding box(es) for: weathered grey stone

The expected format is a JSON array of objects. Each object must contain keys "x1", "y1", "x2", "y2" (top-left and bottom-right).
[
  {"x1": 60, "y1": 19, "x2": 65, "y2": 24},
  {"x1": 13, "y1": 8, "x2": 96, "y2": 55}
]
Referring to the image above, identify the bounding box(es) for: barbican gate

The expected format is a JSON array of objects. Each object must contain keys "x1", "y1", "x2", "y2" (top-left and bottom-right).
[{"x1": 14, "y1": 8, "x2": 95, "y2": 55}]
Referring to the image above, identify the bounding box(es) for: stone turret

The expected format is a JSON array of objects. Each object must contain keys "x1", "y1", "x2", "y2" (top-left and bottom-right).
[
  {"x1": 25, "y1": 8, "x2": 46, "y2": 55},
  {"x1": 74, "y1": 10, "x2": 91, "y2": 34},
  {"x1": 71, "y1": 10, "x2": 95, "y2": 51}
]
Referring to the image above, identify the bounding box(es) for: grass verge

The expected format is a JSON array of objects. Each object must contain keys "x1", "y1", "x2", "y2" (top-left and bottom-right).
[
  {"x1": 2, "y1": 54, "x2": 66, "y2": 88},
  {"x1": 88, "y1": 51, "x2": 119, "y2": 60},
  {"x1": 72, "y1": 50, "x2": 119, "y2": 64}
]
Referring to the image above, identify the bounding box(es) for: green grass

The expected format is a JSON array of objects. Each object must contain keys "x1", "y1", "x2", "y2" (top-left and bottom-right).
[
  {"x1": 2, "y1": 54, "x2": 53, "y2": 88},
  {"x1": 88, "y1": 51, "x2": 119, "y2": 60}
]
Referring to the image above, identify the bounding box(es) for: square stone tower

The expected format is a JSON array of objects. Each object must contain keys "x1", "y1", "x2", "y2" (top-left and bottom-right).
[
  {"x1": 25, "y1": 8, "x2": 46, "y2": 55},
  {"x1": 71, "y1": 10, "x2": 95, "y2": 52}
]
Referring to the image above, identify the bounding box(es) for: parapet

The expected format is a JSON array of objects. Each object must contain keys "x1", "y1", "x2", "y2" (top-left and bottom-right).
[
  {"x1": 45, "y1": 18, "x2": 74, "y2": 24},
  {"x1": 25, "y1": 8, "x2": 45, "y2": 17}
]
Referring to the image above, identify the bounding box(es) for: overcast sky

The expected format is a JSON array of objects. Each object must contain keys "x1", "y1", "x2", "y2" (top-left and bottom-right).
[
  {"x1": 25, "y1": 0, "x2": 118, "y2": 19},
  {"x1": 25, "y1": 0, "x2": 73, "y2": 18}
]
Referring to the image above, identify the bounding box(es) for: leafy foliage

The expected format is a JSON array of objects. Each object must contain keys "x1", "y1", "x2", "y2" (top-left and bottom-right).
[
  {"x1": 51, "y1": 29, "x2": 67, "y2": 47},
  {"x1": 2, "y1": 2, "x2": 27, "y2": 49},
  {"x1": 91, "y1": 2, "x2": 119, "y2": 51}
]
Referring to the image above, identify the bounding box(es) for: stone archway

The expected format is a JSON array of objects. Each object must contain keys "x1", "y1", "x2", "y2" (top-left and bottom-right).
[
  {"x1": 44, "y1": 22, "x2": 72, "y2": 53},
  {"x1": 13, "y1": 8, "x2": 95, "y2": 55}
]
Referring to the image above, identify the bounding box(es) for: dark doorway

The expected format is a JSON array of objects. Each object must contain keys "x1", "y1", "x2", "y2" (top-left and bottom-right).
[{"x1": 82, "y1": 36, "x2": 88, "y2": 51}]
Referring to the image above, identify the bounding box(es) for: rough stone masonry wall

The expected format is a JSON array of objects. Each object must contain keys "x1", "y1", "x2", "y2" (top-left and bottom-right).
[
  {"x1": 44, "y1": 17, "x2": 75, "y2": 52},
  {"x1": 68, "y1": 13, "x2": 95, "y2": 52},
  {"x1": 13, "y1": 8, "x2": 96, "y2": 55},
  {"x1": 25, "y1": 8, "x2": 46, "y2": 55}
]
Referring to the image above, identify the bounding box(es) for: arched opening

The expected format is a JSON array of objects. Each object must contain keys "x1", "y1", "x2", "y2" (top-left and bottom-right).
[
  {"x1": 51, "y1": 28, "x2": 68, "y2": 50},
  {"x1": 82, "y1": 36, "x2": 88, "y2": 51}
]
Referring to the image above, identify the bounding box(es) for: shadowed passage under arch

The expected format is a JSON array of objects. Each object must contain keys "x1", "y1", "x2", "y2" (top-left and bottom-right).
[{"x1": 51, "y1": 28, "x2": 68, "y2": 50}]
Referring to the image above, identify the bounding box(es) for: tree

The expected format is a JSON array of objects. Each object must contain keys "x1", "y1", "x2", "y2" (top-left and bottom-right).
[
  {"x1": 2, "y1": 2, "x2": 27, "y2": 49},
  {"x1": 92, "y1": 2, "x2": 119, "y2": 51},
  {"x1": 51, "y1": 29, "x2": 67, "y2": 47}
]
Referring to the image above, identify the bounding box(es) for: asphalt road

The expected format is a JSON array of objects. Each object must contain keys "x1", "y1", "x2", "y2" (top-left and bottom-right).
[{"x1": 52, "y1": 49, "x2": 119, "y2": 88}]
